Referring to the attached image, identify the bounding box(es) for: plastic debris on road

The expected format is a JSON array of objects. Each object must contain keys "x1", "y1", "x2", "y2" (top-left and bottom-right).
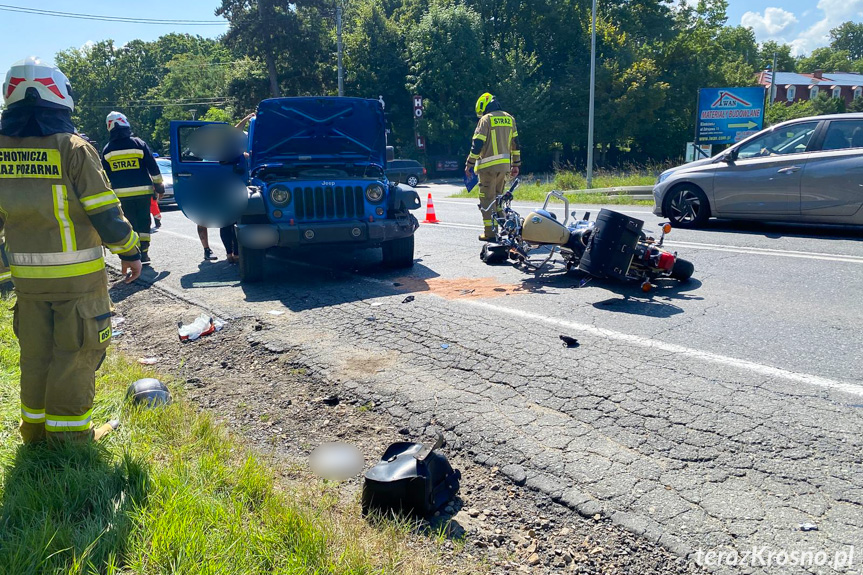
[
  {"x1": 799, "y1": 523, "x2": 819, "y2": 532},
  {"x1": 267, "y1": 310, "x2": 285, "y2": 316},
  {"x1": 111, "y1": 316, "x2": 125, "y2": 328},
  {"x1": 137, "y1": 357, "x2": 160, "y2": 365},
  {"x1": 178, "y1": 313, "x2": 225, "y2": 342},
  {"x1": 440, "y1": 343, "x2": 450, "y2": 350},
  {"x1": 402, "y1": 295, "x2": 415, "y2": 304},
  {"x1": 559, "y1": 335, "x2": 580, "y2": 348}
]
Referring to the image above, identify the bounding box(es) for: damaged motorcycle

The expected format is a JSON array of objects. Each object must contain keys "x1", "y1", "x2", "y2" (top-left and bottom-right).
[{"x1": 479, "y1": 179, "x2": 695, "y2": 291}]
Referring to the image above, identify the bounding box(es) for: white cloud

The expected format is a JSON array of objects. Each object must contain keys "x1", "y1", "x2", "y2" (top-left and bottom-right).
[
  {"x1": 741, "y1": 7, "x2": 798, "y2": 37},
  {"x1": 79, "y1": 40, "x2": 95, "y2": 52},
  {"x1": 789, "y1": 0, "x2": 863, "y2": 55}
]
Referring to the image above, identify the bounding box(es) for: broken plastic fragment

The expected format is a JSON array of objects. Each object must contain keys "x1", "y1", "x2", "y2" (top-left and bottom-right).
[
  {"x1": 440, "y1": 343, "x2": 450, "y2": 349},
  {"x1": 137, "y1": 357, "x2": 159, "y2": 365}
]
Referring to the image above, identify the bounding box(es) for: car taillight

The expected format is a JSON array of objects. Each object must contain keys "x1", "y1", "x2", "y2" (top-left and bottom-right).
[
  {"x1": 423, "y1": 167, "x2": 427, "y2": 175},
  {"x1": 658, "y1": 252, "x2": 675, "y2": 270}
]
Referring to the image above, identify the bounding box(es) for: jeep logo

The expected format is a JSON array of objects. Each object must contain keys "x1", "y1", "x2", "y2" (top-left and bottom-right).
[{"x1": 321, "y1": 181, "x2": 336, "y2": 186}]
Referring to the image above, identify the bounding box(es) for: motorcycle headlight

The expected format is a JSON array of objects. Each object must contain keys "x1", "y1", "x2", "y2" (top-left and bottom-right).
[
  {"x1": 269, "y1": 184, "x2": 291, "y2": 206},
  {"x1": 365, "y1": 184, "x2": 385, "y2": 203}
]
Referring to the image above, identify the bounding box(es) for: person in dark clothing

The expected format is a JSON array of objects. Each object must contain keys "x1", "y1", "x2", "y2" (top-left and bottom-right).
[
  {"x1": 220, "y1": 225, "x2": 239, "y2": 264},
  {"x1": 101, "y1": 111, "x2": 164, "y2": 265}
]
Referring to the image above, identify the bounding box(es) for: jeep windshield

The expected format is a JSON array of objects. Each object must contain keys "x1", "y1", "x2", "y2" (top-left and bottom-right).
[{"x1": 251, "y1": 97, "x2": 387, "y2": 170}]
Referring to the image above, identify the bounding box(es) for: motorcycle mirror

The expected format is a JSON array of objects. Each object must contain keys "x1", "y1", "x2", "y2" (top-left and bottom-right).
[{"x1": 582, "y1": 211, "x2": 590, "y2": 221}]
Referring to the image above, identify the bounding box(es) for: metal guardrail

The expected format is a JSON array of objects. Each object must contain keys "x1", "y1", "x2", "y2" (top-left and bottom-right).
[{"x1": 559, "y1": 185, "x2": 654, "y2": 201}]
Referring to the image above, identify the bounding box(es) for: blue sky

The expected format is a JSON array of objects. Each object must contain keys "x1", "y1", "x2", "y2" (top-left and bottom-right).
[{"x1": 0, "y1": 0, "x2": 859, "y2": 71}]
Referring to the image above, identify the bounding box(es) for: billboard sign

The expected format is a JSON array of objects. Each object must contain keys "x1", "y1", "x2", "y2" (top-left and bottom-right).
[{"x1": 696, "y1": 87, "x2": 766, "y2": 145}]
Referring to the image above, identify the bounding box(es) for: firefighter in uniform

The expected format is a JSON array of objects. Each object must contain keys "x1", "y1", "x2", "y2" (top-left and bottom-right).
[
  {"x1": 465, "y1": 93, "x2": 521, "y2": 241},
  {"x1": 101, "y1": 112, "x2": 164, "y2": 265},
  {"x1": 0, "y1": 57, "x2": 142, "y2": 443}
]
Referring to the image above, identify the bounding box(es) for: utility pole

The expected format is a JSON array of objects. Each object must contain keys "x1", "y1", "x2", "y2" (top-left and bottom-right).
[
  {"x1": 769, "y1": 52, "x2": 778, "y2": 103},
  {"x1": 586, "y1": 0, "x2": 597, "y2": 187},
  {"x1": 337, "y1": 3, "x2": 344, "y2": 97}
]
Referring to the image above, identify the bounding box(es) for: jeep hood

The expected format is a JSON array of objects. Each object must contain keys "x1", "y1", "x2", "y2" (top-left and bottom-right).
[{"x1": 251, "y1": 97, "x2": 387, "y2": 171}]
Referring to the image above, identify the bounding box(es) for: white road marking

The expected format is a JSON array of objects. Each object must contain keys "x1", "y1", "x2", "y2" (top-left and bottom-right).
[
  {"x1": 461, "y1": 299, "x2": 863, "y2": 395},
  {"x1": 156, "y1": 228, "x2": 203, "y2": 242},
  {"x1": 422, "y1": 223, "x2": 863, "y2": 264},
  {"x1": 157, "y1": 221, "x2": 860, "y2": 394},
  {"x1": 666, "y1": 240, "x2": 863, "y2": 264}
]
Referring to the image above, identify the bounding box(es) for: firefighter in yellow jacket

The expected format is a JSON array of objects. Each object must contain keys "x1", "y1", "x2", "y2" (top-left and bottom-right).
[
  {"x1": 466, "y1": 93, "x2": 521, "y2": 241},
  {"x1": 0, "y1": 56, "x2": 142, "y2": 443}
]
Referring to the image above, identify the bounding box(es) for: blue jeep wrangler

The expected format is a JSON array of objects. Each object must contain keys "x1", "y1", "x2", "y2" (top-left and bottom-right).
[{"x1": 169, "y1": 97, "x2": 421, "y2": 282}]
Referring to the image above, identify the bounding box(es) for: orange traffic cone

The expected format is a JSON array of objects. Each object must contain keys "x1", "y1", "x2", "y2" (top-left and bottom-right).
[{"x1": 423, "y1": 192, "x2": 439, "y2": 224}]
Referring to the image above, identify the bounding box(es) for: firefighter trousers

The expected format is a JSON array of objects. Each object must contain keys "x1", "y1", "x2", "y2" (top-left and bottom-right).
[
  {"x1": 13, "y1": 291, "x2": 113, "y2": 443},
  {"x1": 477, "y1": 166, "x2": 509, "y2": 237},
  {"x1": 120, "y1": 196, "x2": 152, "y2": 254}
]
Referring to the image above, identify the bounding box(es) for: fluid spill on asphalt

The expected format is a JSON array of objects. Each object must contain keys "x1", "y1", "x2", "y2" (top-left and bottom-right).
[{"x1": 394, "y1": 277, "x2": 547, "y2": 299}]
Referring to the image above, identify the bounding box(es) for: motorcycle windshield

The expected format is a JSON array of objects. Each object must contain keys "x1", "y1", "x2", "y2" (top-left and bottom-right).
[{"x1": 251, "y1": 97, "x2": 387, "y2": 170}]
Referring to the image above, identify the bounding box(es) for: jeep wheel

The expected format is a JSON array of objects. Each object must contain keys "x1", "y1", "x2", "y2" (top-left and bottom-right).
[
  {"x1": 406, "y1": 175, "x2": 419, "y2": 187},
  {"x1": 382, "y1": 235, "x2": 415, "y2": 268},
  {"x1": 239, "y1": 244, "x2": 265, "y2": 282}
]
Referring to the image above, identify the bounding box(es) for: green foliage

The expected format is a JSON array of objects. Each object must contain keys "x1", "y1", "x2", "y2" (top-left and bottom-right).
[
  {"x1": 35, "y1": 1, "x2": 863, "y2": 170},
  {"x1": 797, "y1": 47, "x2": 854, "y2": 74},
  {"x1": 0, "y1": 296, "x2": 459, "y2": 574},
  {"x1": 766, "y1": 100, "x2": 815, "y2": 125},
  {"x1": 406, "y1": 4, "x2": 485, "y2": 154},
  {"x1": 830, "y1": 21, "x2": 863, "y2": 60}
]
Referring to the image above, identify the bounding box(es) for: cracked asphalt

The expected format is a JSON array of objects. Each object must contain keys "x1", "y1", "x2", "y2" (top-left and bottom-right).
[{"x1": 120, "y1": 184, "x2": 863, "y2": 574}]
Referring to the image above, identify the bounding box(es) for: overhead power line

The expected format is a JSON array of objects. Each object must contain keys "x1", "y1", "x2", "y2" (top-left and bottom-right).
[{"x1": 0, "y1": 4, "x2": 228, "y2": 26}]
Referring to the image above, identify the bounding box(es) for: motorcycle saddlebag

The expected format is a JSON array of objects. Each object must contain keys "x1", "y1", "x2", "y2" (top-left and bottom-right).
[
  {"x1": 361, "y1": 435, "x2": 461, "y2": 517},
  {"x1": 577, "y1": 208, "x2": 643, "y2": 280}
]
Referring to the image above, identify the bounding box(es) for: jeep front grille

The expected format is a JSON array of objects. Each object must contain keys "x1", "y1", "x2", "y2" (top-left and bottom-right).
[{"x1": 293, "y1": 186, "x2": 365, "y2": 221}]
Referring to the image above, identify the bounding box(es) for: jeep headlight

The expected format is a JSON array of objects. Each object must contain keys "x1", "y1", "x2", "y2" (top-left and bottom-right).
[
  {"x1": 365, "y1": 184, "x2": 385, "y2": 203},
  {"x1": 269, "y1": 184, "x2": 291, "y2": 206}
]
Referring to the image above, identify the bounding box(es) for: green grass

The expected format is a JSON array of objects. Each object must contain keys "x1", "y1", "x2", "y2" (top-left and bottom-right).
[
  {"x1": 0, "y1": 295, "x2": 462, "y2": 575},
  {"x1": 451, "y1": 169, "x2": 657, "y2": 205}
]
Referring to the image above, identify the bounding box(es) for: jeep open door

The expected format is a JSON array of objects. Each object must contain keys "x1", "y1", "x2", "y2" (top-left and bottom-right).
[{"x1": 169, "y1": 120, "x2": 249, "y2": 228}]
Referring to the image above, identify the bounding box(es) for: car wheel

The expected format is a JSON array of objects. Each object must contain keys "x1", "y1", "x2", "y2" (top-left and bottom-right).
[
  {"x1": 406, "y1": 175, "x2": 419, "y2": 187},
  {"x1": 238, "y1": 244, "x2": 265, "y2": 283},
  {"x1": 663, "y1": 185, "x2": 710, "y2": 229},
  {"x1": 382, "y1": 235, "x2": 415, "y2": 268}
]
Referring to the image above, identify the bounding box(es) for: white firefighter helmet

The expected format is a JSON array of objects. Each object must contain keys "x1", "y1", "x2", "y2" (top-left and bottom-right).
[
  {"x1": 106, "y1": 111, "x2": 130, "y2": 132},
  {"x1": 2, "y1": 56, "x2": 74, "y2": 110}
]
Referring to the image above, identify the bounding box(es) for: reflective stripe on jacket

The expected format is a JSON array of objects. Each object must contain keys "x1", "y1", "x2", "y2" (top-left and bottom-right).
[
  {"x1": 101, "y1": 136, "x2": 162, "y2": 198},
  {"x1": 0, "y1": 133, "x2": 139, "y2": 296},
  {"x1": 466, "y1": 111, "x2": 521, "y2": 171}
]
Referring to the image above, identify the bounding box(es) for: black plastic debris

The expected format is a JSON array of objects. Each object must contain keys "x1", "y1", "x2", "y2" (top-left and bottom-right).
[
  {"x1": 361, "y1": 433, "x2": 461, "y2": 518},
  {"x1": 402, "y1": 295, "x2": 415, "y2": 304},
  {"x1": 559, "y1": 335, "x2": 580, "y2": 348}
]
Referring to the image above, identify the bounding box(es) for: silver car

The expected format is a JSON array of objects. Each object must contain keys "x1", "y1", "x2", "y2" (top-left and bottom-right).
[
  {"x1": 155, "y1": 157, "x2": 175, "y2": 205},
  {"x1": 653, "y1": 113, "x2": 863, "y2": 227}
]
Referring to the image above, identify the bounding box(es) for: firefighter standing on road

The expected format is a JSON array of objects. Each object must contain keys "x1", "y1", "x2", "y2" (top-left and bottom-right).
[
  {"x1": 0, "y1": 57, "x2": 142, "y2": 443},
  {"x1": 466, "y1": 93, "x2": 521, "y2": 241},
  {"x1": 101, "y1": 112, "x2": 164, "y2": 265}
]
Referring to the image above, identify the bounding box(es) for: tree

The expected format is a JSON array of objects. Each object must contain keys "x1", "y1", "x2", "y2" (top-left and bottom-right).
[
  {"x1": 797, "y1": 47, "x2": 853, "y2": 73},
  {"x1": 343, "y1": 0, "x2": 413, "y2": 151},
  {"x1": 830, "y1": 21, "x2": 863, "y2": 60},
  {"x1": 406, "y1": 4, "x2": 486, "y2": 154},
  {"x1": 757, "y1": 41, "x2": 795, "y2": 73}
]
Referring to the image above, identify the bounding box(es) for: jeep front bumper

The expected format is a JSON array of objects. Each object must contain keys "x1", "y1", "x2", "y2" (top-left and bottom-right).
[{"x1": 236, "y1": 218, "x2": 416, "y2": 250}]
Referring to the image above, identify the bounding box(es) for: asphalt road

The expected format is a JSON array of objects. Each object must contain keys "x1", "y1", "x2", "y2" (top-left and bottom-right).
[{"x1": 123, "y1": 183, "x2": 863, "y2": 574}]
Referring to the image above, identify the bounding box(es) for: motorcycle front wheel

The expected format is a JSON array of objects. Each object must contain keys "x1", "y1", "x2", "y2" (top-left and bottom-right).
[{"x1": 670, "y1": 257, "x2": 694, "y2": 281}]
